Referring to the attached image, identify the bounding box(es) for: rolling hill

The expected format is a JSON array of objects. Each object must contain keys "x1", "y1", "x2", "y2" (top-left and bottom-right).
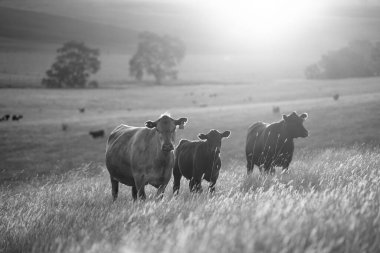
[{"x1": 0, "y1": 6, "x2": 138, "y2": 52}]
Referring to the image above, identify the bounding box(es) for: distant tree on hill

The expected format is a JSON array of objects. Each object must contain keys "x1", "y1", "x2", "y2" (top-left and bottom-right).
[
  {"x1": 129, "y1": 32, "x2": 186, "y2": 84},
  {"x1": 305, "y1": 40, "x2": 380, "y2": 79},
  {"x1": 42, "y1": 41, "x2": 100, "y2": 88}
]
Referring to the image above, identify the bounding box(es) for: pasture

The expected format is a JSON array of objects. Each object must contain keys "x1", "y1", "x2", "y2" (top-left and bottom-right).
[{"x1": 1, "y1": 78, "x2": 380, "y2": 252}]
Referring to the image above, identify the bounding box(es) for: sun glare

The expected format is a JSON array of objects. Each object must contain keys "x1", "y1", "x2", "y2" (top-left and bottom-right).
[{"x1": 196, "y1": 0, "x2": 325, "y2": 45}]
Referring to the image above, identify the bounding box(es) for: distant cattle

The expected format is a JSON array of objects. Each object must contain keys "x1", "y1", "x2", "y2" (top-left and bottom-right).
[
  {"x1": 89, "y1": 130, "x2": 105, "y2": 138},
  {"x1": 272, "y1": 106, "x2": 280, "y2": 114},
  {"x1": 245, "y1": 112, "x2": 309, "y2": 174},
  {"x1": 105, "y1": 114, "x2": 187, "y2": 201},
  {"x1": 79, "y1": 108, "x2": 85, "y2": 113},
  {"x1": 173, "y1": 129, "x2": 231, "y2": 194},
  {"x1": 333, "y1": 94, "x2": 339, "y2": 101},
  {"x1": 12, "y1": 115, "x2": 23, "y2": 121},
  {"x1": 62, "y1": 123, "x2": 69, "y2": 131},
  {"x1": 0, "y1": 114, "x2": 10, "y2": 121}
]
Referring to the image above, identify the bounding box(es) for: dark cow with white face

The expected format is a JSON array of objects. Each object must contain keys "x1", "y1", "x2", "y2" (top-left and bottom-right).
[
  {"x1": 105, "y1": 114, "x2": 187, "y2": 200},
  {"x1": 173, "y1": 129, "x2": 231, "y2": 194},
  {"x1": 245, "y1": 112, "x2": 309, "y2": 174}
]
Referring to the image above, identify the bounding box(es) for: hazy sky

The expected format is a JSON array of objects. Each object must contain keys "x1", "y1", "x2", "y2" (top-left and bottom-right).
[{"x1": 1, "y1": 0, "x2": 380, "y2": 79}]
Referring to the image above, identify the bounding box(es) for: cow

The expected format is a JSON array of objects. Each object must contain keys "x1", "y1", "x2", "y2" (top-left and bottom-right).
[
  {"x1": 245, "y1": 112, "x2": 309, "y2": 174},
  {"x1": 173, "y1": 129, "x2": 231, "y2": 194},
  {"x1": 89, "y1": 130, "x2": 105, "y2": 138},
  {"x1": 0, "y1": 114, "x2": 10, "y2": 121},
  {"x1": 62, "y1": 123, "x2": 69, "y2": 131},
  {"x1": 79, "y1": 107, "x2": 85, "y2": 113},
  {"x1": 272, "y1": 106, "x2": 280, "y2": 114},
  {"x1": 12, "y1": 114, "x2": 23, "y2": 121},
  {"x1": 105, "y1": 114, "x2": 187, "y2": 201}
]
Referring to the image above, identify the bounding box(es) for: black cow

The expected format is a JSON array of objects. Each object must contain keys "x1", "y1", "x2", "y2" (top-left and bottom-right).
[
  {"x1": 89, "y1": 130, "x2": 105, "y2": 138},
  {"x1": 245, "y1": 112, "x2": 309, "y2": 174},
  {"x1": 173, "y1": 129, "x2": 231, "y2": 194},
  {"x1": 0, "y1": 114, "x2": 10, "y2": 121},
  {"x1": 79, "y1": 107, "x2": 85, "y2": 113},
  {"x1": 12, "y1": 114, "x2": 23, "y2": 121}
]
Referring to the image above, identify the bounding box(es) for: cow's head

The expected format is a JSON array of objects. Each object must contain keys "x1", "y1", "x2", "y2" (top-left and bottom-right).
[
  {"x1": 198, "y1": 129, "x2": 231, "y2": 154},
  {"x1": 146, "y1": 114, "x2": 187, "y2": 152},
  {"x1": 283, "y1": 112, "x2": 309, "y2": 138}
]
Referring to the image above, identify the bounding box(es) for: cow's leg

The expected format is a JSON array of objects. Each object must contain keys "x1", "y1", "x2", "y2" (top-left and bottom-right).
[
  {"x1": 209, "y1": 163, "x2": 220, "y2": 193},
  {"x1": 189, "y1": 178, "x2": 202, "y2": 193},
  {"x1": 208, "y1": 181, "x2": 216, "y2": 193},
  {"x1": 173, "y1": 163, "x2": 182, "y2": 195},
  {"x1": 246, "y1": 153, "x2": 254, "y2": 174},
  {"x1": 281, "y1": 156, "x2": 292, "y2": 174},
  {"x1": 263, "y1": 160, "x2": 274, "y2": 175},
  {"x1": 258, "y1": 164, "x2": 264, "y2": 173},
  {"x1": 111, "y1": 178, "x2": 119, "y2": 201},
  {"x1": 134, "y1": 175, "x2": 146, "y2": 200},
  {"x1": 155, "y1": 184, "x2": 167, "y2": 200},
  {"x1": 281, "y1": 166, "x2": 289, "y2": 174},
  {"x1": 132, "y1": 186, "x2": 137, "y2": 201}
]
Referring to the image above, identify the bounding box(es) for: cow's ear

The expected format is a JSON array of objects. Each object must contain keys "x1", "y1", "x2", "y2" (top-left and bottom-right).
[
  {"x1": 145, "y1": 121, "x2": 157, "y2": 128},
  {"x1": 282, "y1": 114, "x2": 288, "y2": 121},
  {"x1": 198, "y1": 133, "x2": 208, "y2": 140},
  {"x1": 175, "y1": 117, "x2": 188, "y2": 129},
  {"x1": 300, "y1": 113, "x2": 308, "y2": 120},
  {"x1": 221, "y1": 130, "x2": 231, "y2": 138}
]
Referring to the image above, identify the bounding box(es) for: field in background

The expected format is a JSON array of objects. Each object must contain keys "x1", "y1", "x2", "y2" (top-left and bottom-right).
[
  {"x1": 1, "y1": 78, "x2": 380, "y2": 252},
  {"x1": 0, "y1": 51, "x2": 309, "y2": 88},
  {"x1": 1, "y1": 78, "x2": 380, "y2": 183}
]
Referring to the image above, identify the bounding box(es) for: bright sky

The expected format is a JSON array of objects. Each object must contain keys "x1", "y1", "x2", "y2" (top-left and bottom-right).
[
  {"x1": 197, "y1": 0, "x2": 327, "y2": 44},
  {"x1": 104, "y1": 0, "x2": 376, "y2": 45}
]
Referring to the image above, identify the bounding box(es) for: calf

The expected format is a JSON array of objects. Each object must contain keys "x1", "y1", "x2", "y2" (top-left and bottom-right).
[
  {"x1": 246, "y1": 112, "x2": 309, "y2": 174},
  {"x1": 173, "y1": 129, "x2": 231, "y2": 194}
]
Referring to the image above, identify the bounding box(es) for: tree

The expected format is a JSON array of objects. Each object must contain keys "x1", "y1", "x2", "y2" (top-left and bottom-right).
[
  {"x1": 42, "y1": 41, "x2": 100, "y2": 88},
  {"x1": 129, "y1": 32, "x2": 186, "y2": 84},
  {"x1": 304, "y1": 63, "x2": 323, "y2": 79},
  {"x1": 305, "y1": 40, "x2": 380, "y2": 80}
]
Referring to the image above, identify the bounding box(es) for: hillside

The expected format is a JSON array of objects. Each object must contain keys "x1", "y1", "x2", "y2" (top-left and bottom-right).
[{"x1": 0, "y1": 7, "x2": 138, "y2": 52}]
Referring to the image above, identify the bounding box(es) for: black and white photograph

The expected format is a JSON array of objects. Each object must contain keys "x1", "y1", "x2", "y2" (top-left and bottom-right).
[{"x1": 1, "y1": 0, "x2": 380, "y2": 252}]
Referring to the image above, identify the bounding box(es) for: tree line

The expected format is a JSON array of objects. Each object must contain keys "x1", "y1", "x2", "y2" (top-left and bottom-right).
[
  {"x1": 305, "y1": 40, "x2": 380, "y2": 79},
  {"x1": 42, "y1": 32, "x2": 185, "y2": 88},
  {"x1": 42, "y1": 36, "x2": 380, "y2": 88}
]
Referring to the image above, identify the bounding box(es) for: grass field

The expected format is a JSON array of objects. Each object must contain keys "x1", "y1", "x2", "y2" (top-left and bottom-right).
[{"x1": 1, "y1": 78, "x2": 380, "y2": 252}]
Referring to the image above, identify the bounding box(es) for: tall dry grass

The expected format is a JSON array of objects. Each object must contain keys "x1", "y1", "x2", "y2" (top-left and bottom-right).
[{"x1": 1, "y1": 147, "x2": 380, "y2": 253}]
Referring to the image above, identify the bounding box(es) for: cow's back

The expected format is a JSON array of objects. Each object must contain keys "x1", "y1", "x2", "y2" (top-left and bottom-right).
[
  {"x1": 245, "y1": 122, "x2": 267, "y2": 155},
  {"x1": 175, "y1": 139, "x2": 199, "y2": 180}
]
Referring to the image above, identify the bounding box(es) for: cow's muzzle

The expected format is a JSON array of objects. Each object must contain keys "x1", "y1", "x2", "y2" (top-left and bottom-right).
[{"x1": 162, "y1": 144, "x2": 174, "y2": 152}]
